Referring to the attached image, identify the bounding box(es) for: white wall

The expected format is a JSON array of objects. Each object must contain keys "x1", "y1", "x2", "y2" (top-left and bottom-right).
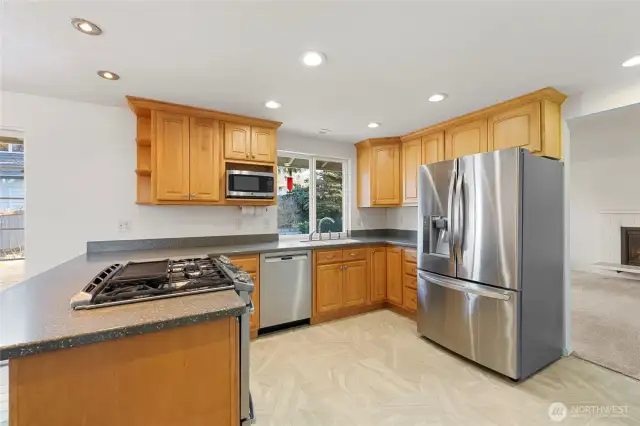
[
  {"x1": 386, "y1": 207, "x2": 417, "y2": 231},
  {"x1": 568, "y1": 102, "x2": 640, "y2": 272},
  {"x1": 0, "y1": 92, "x2": 386, "y2": 277}
]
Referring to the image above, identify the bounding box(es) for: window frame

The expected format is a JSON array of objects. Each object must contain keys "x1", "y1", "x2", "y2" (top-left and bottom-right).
[{"x1": 277, "y1": 150, "x2": 349, "y2": 239}]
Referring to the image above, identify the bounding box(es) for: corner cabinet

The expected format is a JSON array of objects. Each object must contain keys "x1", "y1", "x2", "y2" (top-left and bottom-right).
[
  {"x1": 356, "y1": 138, "x2": 401, "y2": 207},
  {"x1": 127, "y1": 96, "x2": 281, "y2": 206}
]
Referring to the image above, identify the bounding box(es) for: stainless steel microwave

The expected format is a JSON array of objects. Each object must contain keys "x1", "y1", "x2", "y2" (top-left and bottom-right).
[{"x1": 226, "y1": 170, "x2": 275, "y2": 199}]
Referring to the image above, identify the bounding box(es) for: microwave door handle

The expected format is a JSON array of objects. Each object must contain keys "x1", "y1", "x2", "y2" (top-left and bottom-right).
[{"x1": 447, "y1": 163, "x2": 457, "y2": 261}]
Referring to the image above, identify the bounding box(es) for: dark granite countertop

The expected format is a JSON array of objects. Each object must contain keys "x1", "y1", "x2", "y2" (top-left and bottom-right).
[{"x1": 0, "y1": 236, "x2": 416, "y2": 360}]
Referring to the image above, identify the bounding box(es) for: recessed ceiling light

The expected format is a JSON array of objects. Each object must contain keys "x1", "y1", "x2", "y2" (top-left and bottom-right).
[
  {"x1": 622, "y1": 55, "x2": 640, "y2": 68},
  {"x1": 319, "y1": 129, "x2": 331, "y2": 134},
  {"x1": 301, "y1": 51, "x2": 326, "y2": 67},
  {"x1": 368, "y1": 122, "x2": 380, "y2": 128},
  {"x1": 71, "y1": 18, "x2": 102, "y2": 35},
  {"x1": 97, "y1": 70, "x2": 119, "y2": 80},
  {"x1": 428, "y1": 93, "x2": 448, "y2": 102},
  {"x1": 265, "y1": 100, "x2": 282, "y2": 109}
]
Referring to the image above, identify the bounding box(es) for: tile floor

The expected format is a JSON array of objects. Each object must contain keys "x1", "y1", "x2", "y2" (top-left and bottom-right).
[
  {"x1": 2, "y1": 310, "x2": 639, "y2": 425},
  {"x1": 0, "y1": 260, "x2": 24, "y2": 292}
]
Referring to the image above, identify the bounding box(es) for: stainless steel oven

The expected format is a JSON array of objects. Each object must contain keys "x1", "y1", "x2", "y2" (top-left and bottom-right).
[{"x1": 227, "y1": 170, "x2": 274, "y2": 199}]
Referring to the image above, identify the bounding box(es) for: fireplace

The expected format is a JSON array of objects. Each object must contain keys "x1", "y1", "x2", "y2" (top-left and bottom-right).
[{"x1": 621, "y1": 227, "x2": 640, "y2": 266}]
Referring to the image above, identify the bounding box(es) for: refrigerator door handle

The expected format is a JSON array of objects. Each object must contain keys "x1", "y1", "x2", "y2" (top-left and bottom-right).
[
  {"x1": 455, "y1": 171, "x2": 465, "y2": 261},
  {"x1": 419, "y1": 272, "x2": 511, "y2": 301},
  {"x1": 447, "y1": 162, "x2": 457, "y2": 261}
]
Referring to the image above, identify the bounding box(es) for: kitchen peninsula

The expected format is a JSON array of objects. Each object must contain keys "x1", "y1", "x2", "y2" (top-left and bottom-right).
[{"x1": 0, "y1": 234, "x2": 417, "y2": 426}]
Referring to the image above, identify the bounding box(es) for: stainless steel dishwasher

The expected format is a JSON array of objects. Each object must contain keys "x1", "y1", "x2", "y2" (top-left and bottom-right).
[{"x1": 260, "y1": 250, "x2": 311, "y2": 328}]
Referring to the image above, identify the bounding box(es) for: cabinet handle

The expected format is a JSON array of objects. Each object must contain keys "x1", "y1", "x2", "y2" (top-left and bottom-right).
[
  {"x1": 252, "y1": 154, "x2": 256, "y2": 159},
  {"x1": 350, "y1": 253, "x2": 356, "y2": 256},
  {"x1": 190, "y1": 193, "x2": 196, "y2": 197},
  {"x1": 246, "y1": 153, "x2": 249, "y2": 158}
]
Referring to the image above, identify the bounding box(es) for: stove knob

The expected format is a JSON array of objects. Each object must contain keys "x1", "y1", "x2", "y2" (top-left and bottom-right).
[
  {"x1": 218, "y1": 255, "x2": 231, "y2": 264},
  {"x1": 236, "y1": 272, "x2": 251, "y2": 283}
]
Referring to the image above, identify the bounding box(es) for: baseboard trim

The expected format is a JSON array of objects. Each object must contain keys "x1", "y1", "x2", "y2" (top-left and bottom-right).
[
  {"x1": 385, "y1": 302, "x2": 417, "y2": 321},
  {"x1": 311, "y1": 302, "x2": 386, "y2": 325}
]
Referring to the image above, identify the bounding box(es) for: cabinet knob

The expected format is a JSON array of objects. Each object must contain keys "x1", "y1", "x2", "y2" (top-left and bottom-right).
[
  {"x1": 246, "y1": 153, "x2": 249, "y2": 158},
  {"x1": 252, "y1": 154, "x2": 256, "y2": 158},
  {"x1": 190, "y1": 194, "x2": 196, "y2": 197}
]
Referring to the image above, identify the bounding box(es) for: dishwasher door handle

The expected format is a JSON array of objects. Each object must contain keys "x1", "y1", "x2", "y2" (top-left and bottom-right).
[{"x1": 264, "y1": 254, "x2": 309, "y2": 263}]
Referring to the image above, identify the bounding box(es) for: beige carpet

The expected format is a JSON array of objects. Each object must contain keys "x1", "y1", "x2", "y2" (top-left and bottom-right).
[{"x1": 572, "y1": 270, "x2": 640, "y2": 380}]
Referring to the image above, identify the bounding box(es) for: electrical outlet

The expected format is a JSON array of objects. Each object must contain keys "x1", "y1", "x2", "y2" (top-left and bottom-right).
[{"x1": 118, "y1": 219, "x2": 131, "y2": 233}]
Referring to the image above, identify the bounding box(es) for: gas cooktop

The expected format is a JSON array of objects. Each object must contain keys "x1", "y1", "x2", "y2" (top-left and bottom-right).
[{"x1": 70, "y1": 256, "x2": 238, "y2": 310}]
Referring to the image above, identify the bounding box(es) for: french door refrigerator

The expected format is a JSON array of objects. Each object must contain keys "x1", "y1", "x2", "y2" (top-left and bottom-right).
[{"x1": 417, "y1": 147, "x2": 564, "y2": 380}]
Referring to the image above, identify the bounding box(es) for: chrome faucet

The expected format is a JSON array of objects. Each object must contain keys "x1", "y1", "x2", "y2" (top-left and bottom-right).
[{"x1": 318, "y1": 217, "x2": 336, "y2": 240}]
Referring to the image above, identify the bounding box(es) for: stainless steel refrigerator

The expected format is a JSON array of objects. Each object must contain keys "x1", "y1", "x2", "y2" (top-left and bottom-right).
[{"x1": 417, "y1": 147, "x2": 564, "y2": 380}]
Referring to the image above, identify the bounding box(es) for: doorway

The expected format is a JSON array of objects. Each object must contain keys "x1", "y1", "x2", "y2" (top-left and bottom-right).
[{"x1": 0, "y1": 128, "x2": 25, "y2": 291}]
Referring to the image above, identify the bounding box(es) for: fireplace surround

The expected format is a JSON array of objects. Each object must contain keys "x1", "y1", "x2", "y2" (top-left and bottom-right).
[{"x1": 621, "y1": 227, "x2": 640, "y2": 266}]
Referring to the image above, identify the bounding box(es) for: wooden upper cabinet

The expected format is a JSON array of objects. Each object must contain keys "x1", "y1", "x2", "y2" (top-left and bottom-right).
[
  {"x1": 488, "y1": 101, "x2": 541, "y2": 153},
  {"x1": 422, "y1": 131, "x2": 445, "y2": 165},
  {"x1": 445, "y1": 118, "x2": 488, "y2": 160},
  {"x1": 250, "y1": 127, "x2": 275, "y2": 163},
  {"x1": 343, "y1": 260, "x2": 367, "y2": 308},
  {"x1": 154, "y1": 111, "x2": 190, "y2": 201},
  {"x1": 316, "y1": 263, "x2": 344, "y2": 314},
  {"x1": 224, "y1": 122, "x2": 251, "y2": 160},
  {"x1": 371, "y1": 144, "x2": 401, "y2": 205},
  {"x1": 402, "y1": 138, "x2": 422, "y2": 205},
  {"x1": 370, "y1": 247, "x2": 387, "y2": 303},
  {"x1": 386, "y1": 247, "x2": 403, "y2": 306},
  {"x1": 189, "y1": 117, "x2": 220, "y2": 201}
]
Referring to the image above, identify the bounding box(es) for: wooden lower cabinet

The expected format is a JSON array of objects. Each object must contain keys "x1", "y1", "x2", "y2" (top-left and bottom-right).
[
  {"x1": 316, "y1": 263, "x2": 344, "y2": 313},
  {"x1": 9, "y1": 318, "x2": 239, "y2": 426},
  {"x1": 370, "y1": 247, "x2": 387, "y2": 302},
  {"x1": 386, "y1": 246, "x2": 403, "y2": 306},
  {"x1": 229, "y1": 255, "x2": 260, "y2": 334},
  {"x1": 343, "y1": 260, "x2": 367, "y2": 307}
]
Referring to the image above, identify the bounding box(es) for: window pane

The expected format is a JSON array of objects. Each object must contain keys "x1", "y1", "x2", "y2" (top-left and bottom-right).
[
  {"x1": 0, "y1": 144, "x2": 8, "y2": 152},
  {"x1": 315, "y1": 160, "x2": 343, "y2": 233},
  {"x1": 277, "y1": 157, "x2": 310, "y2": 235},
  {"x1": 11, "y1": 144, "x2": 24, "y2": 153}
]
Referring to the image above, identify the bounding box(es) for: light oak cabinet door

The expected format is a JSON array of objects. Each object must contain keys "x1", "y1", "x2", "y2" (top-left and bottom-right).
[
  {"x1": 488, "y1": 101, "x2": 541, "y2": 153},
  {"x1": 422, "y1": 131, "x2": 445, "y2": 164},
  {"x1": 402, "y1": 138, "x2": 422, "y2": 204},
  {"x1": 370, "y1": 248, "x2": 387, "y2": 302},
  {"x1": 371, "y1": 145, "x2": 401, "y2": 205},
  {"x1": 445, "y1": 118, "x2": 488, "y2": 160},
  {"x1": 386, "y1": 247, "x2": 403, "y2": 306},
  {"x1": 343, "y1": 260, "x2": 367, "y2": 308},
  {"x1": 155, "y1": 111, "x2": 191, "y2": 201},
  {"x1": 316, "y1": 263, "x2": 344, "y2": 313},
  {"x1": 250, "y1": 127, "x2": 275, "y2": 163},
  {"x1": 249, "y1": 272, "x2": 259, "y2": 331},
  {"x1": 224, "y1": 122, "x2": 251, "y2": 160},
  {"x1": 189, "y1": 117, "x2": 220, "y2": 201}
]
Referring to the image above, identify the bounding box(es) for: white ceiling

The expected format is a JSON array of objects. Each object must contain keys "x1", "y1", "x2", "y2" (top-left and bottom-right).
[
  {"x1": 569, "y1": 102, "x2": 640, "y2": 163},
  {"x1": 3, "y1": 1, "x2": 640, "y2": 143}
]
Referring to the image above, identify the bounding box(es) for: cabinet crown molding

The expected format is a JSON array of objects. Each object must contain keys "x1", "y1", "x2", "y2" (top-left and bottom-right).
[
  {"x1": 126, "y1": 96, "x2": 283, "y2": 129},
  {"x1": 355, "y1": 137, "x2": 401, "y2": 149},
  {"x1": 399, "y1": 87, "x2": 566, "y2": 142}
]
